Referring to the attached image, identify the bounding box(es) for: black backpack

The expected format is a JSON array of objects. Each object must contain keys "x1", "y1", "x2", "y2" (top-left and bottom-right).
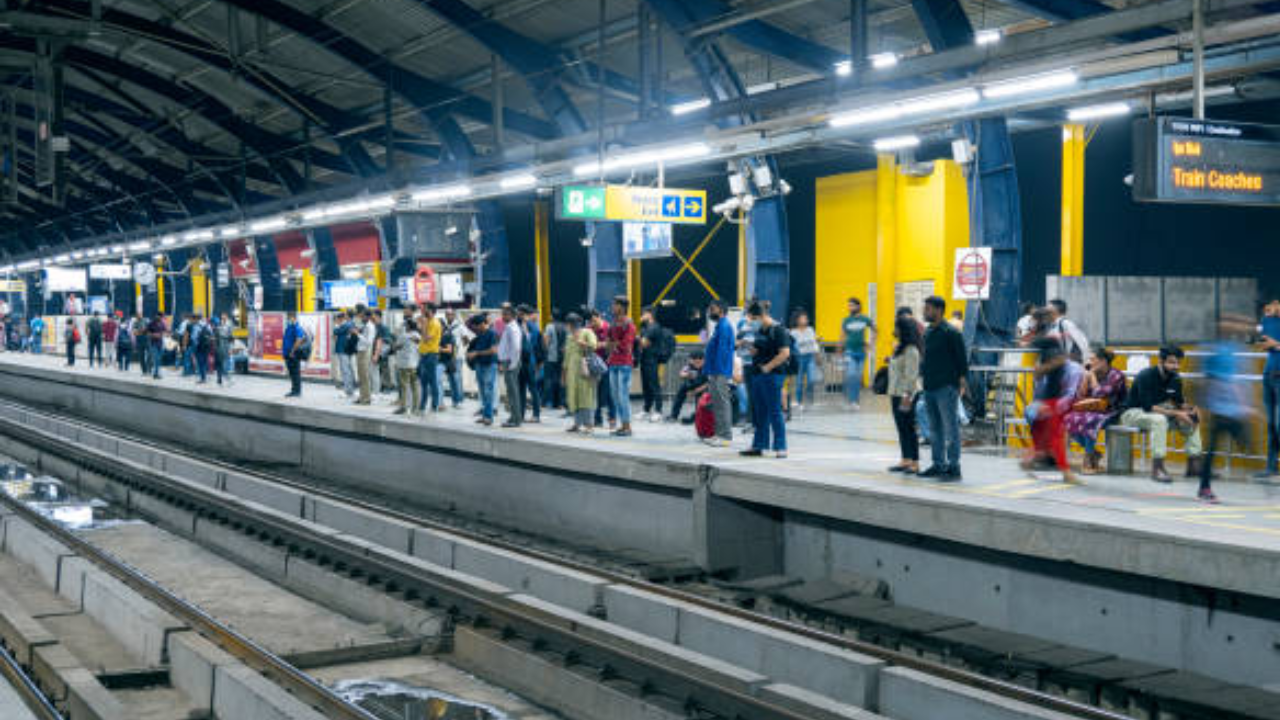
[
  {"x1": 656, "y1": 327, "x2": 676, "y2": 364},
  {"x1": 785, "y1": 331, "x2": 799, "y2": 375},
  {"x1": 343, "y1": 329, "x2": 360, "y2": 355}
]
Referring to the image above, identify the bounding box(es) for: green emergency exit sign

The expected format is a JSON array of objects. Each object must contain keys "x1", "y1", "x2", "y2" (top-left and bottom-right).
[{"x1": 558, "y1": 186, "x2": 607, "y2": 220}]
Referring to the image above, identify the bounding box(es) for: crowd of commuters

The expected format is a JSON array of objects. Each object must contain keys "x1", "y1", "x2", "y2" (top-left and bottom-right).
[{"x1": 8, "y1": 287, "x2": 1279, "y2": 501}]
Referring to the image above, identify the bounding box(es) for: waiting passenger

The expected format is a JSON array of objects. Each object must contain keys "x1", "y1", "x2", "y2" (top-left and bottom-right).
[
  {"x1": 355, "y1": 310, "x2": 377, "y2": 405},
  {"x1": 86, "y1": 312, "x2": 104, "y2": 368},
  {"x1": 518, "y1": 305, "x2": 543, "y2": 424},
  {"x1": 840, "y1": 297, "x2": 876, "y2": 410},
  {"x1": 497, "y1": 305, "x2": 524, "y2": 428},
  {"x1": 282, "y1": 312, "x2": 309, "y2": 398},
  {"x1": 1048, "y1": 299, "x2": 1091, "y2": 363},
  {"x1": 920, "y1": 296, "x2": 968, "y2": 481},
  {"x1": 740, "y1": 300, "x2": 790, "y2": 459},
  {"x1": 789, "y1": 310, "x2": 820, "y2": 412},
  {"x1": 394, "y1": 319, "x2": 421, "y2": 416},
  {"x1": 637, "y1": 306, "x2": 668, "y2": 423},
  {"x1": 64, "y1": 319, "x2": 80, "y2": 367},
  {"x1": 542, "y1": 308, "x2": 566, "y2": 412},
  {"x1": 704, "y1": 299, "x2": 735, "y2": 447},
  {"x1": 606, "y1": 297, "x2": 636, "y2": 437},
  {"x1": 418, "y1": 304, "x2": 442, "y2": 413},
  {"x1": 467, "y1": 314, "x2": 498, "y2": 426},
  {"x1": 374, "y1": 310, "x2": 394, "y2": 396},
  {"x1": 1063, "y1": 348, "x2": 1127, "y2": 475},
  {"x1": 438, "y1": 311, "x2": 461, "y2": 410},
  {"x1": 214, "y1": 313, "x2": 234, "y2": 386},
  {"x1": 588, "y1": 310, "x2": 615, "y2": 429},
  {"x1": 28, "y1": 316, "x2": 44, "y2": 354},
  {"x1": 666, "y1": 350, "x2": 708, "y2": 423},
  {"x1": 887, "y1": 316, "x2": 923, "y2": 474},
  {"x1": 102, "y1": 313, "x2": 118, "y2": 369},
  {"x1": 1119, "y1": 346, "x2": 1203, "y2": 483},
  {"x1": 562, "y1": 312, "x2": 598, "y2": 434},
  {"x1": 115, "y1": 313, "x2": 134, "y2": 372},
  {"x1": 333, "y1": 312, "x2": 356, "y2": 398}
]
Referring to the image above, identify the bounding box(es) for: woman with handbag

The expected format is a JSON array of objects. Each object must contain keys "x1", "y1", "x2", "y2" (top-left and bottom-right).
[
  {"x1": 562, "y1": 313, "x2": 599, "y2": 434},
  {"x1": 1064, "y1": 348, "x2": 1128, "y2": 475}
]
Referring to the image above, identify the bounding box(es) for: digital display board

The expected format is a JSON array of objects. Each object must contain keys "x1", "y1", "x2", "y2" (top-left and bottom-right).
[
  {"x1": 1133, "y1": 117, "x2": 1280, "y2": 206},
  {"x1": 623, "y1": 222, "x2": 674, "y2": 259}
]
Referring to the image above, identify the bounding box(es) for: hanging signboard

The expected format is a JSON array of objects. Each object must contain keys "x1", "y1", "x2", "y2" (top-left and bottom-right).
[
  {"x1": 89, "y1": 263, "x2": 132, "y2": 281},
  {"x1": 557, "y1": 185, "x2": 707, "y2": 224},
  {"x1": 622, "y1": 222, "x2": 674, "y2": 259},
  {"x1": 322, "y1": 280, "x2": 371, "y2": 309},
  {"x1": 1134, "y1": 117, "x2": 1280, "y2": 206},
  {"x1": 953, "y1": 247, "x2": 992, "y2": 301},
  {"x1": 0, "y1": 279, "x2": 26, "y2": 293},
  {"x1": 216, "y1": 262, "x2": 230, "y2": 289},
  {"x1": 43, "y1": 267, "x2": 87, "y2": 292},
  {"x1": 439, "y1": 272, "x2": 464, "y2": 303}
]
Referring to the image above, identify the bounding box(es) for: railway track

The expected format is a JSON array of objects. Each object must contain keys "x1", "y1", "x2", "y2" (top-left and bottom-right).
[
  {"x1": 0, "y1": 396, "x2": 1219, "y2": 720},
  {"x1": 0, "y1": 641, "x2": 62, "y2": 720}
]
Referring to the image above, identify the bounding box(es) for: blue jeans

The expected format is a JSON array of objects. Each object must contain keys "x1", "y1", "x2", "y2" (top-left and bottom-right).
[
  {"x1": 750, "y1": 372, "x2": 787, "y2": 451},
  {"x1": 734, "y1": 383, "x2": 749, "y2": 418},
  {"x1": 1264, "y1": 372, "x2": 1280, "y2": 472},
  {"x1": 608, "y1": 366, "x2": 632, "y2": 424},
  {"x1": 195, "y1": 349, "x2": 207, "y2": 382},
  {"x1": 445, "y1": 361, "x2": 462, "y2": 407},
  {"x1": 418, "y1": 354, "x2": 440, "y2": 411},
  {"x1": 476, "y1": 363, "x2": 497, "y2": 420},
  {"x1": 148, "y1": 344, "x2": 163, "y2": 378},
  {"x1": 595, "y1": 373, "x2": 615, "y2": 425},
  {"x1": 924, "y1": 386, "x2": 962, "y2": 469},
  {"x1": 794, "y1": 354, "x2": 817, "y2": 404},
  {"x1": 182, "y1": 346, "x2": 195, "y2": 376},
  {"x1": 844, "y1": 352, "x2": 866, "y2": 403}
]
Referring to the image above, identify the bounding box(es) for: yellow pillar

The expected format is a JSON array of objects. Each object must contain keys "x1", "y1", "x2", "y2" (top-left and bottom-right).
[
  {"x1": 627, "y1": 259, "x2": 642, "y2": 323},
  {"x1": 874, "y1": 154, "x2": 898, "y2": 363},
  {"x1": 191, "y1": 260, "x2": 207, "y2": 316},
  {"x1": 372, "y1": 261, "x2": 387, "y2": 310},
  {"x1": 300, "y1": 267, "x2": 317, "y2": 312},
  {"x1": 737, "y1": 214, "x2": 748, "y2": 306},
  {"x1": 1061, "y1": 123, "x2": 1086, "y2": 277},
  {"x1": 534, "y1": 201, "x2": 551, "y2": 327},
  {"x1": 156, "y1": 257, "x2": 166, "y2": 314}
]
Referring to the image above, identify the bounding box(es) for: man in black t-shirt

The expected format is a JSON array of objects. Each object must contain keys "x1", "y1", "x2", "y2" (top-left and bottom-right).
[
  {"x1": 638, "y1": 307, "x2": 667, "y2": 421},
  {"x1": 740, "y1": 301, "x2": 791, "y2": 458}
]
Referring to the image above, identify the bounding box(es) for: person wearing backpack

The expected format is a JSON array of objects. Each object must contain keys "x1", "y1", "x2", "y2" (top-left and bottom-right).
[
  {"x1": 64, "y1": 319, "x2": 80, "y2": 366},
  {"x1": 542, "y1": 309, "x2": 566, "y2": 411},
  {"x1": 86, "y1": 312, "x2": 104, "y2": 368},
  {"x1": 282, "y1": 313, "x2": 309, "y2": 398},
  {"x1": 439, "y1": 310, "x2": 462, "y2": 409},
  {"x1": 115, "y1": 313, "x2": 134, "y2": 372},
  {"x1": 518, "y1": 305, "x2": 543, "y2": 423},
  {"x1": 638, "y1": 307, "x2": 668, "y2": 422},
  {"x1": 332, "y1": 311, "x2": 357, "y2": 398},
  {"x1": 191, "y1": 313, "x2": 213, "y2": 384}
]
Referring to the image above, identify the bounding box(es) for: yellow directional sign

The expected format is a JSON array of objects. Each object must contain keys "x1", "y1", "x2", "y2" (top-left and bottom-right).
[
  {"x1": 604, "y1": 186, "x2": 707, "y2": 224},
  {"x1": 0, "y1": 279, "x2": 26, "y2": 293}
]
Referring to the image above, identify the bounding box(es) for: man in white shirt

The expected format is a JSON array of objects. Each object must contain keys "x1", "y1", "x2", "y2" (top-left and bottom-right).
[
  {"x1": 355, "y1": 309, "x2": 378, "y2": 405},
  {"x1": 1048, "y1": 299, "x2": 1091, "y2": 363},
  {"x1": 496, "y1": 305, "x2": 523, "y2": 427}
]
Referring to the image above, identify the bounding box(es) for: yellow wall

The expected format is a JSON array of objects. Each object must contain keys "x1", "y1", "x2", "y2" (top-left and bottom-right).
[
  {"x1": 815, "y1": 159, "x2": 971, "y2": 362},
  {"x1": 815, "y1": 171, "x2": 877, "y2": 344}
]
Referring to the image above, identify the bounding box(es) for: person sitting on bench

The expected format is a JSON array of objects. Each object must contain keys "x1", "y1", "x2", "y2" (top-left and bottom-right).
[
  {"x1": 667, "y1": 350, "x2": 709, "y2": 423},
  {"x1": 1118, "y1": 346, "x2": 1204, "y2": 483}
]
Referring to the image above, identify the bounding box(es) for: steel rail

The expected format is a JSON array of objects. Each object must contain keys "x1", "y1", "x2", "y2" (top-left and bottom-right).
[
  {"x1": 0, "y1": 397, "x2": 1129, "y2": 720},
  {"x1": 0, "y1": 644, "x2": 62, "y2": 720},
  {"x1": 0, "y1": 408, "x2": 813, "y2": 720},
  {"x1": 0, "y1": 481, "x2": 381, "y2": 720}
]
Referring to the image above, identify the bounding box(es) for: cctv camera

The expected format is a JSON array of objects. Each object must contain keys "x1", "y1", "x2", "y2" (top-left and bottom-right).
[
  {"x1": 712, "y1": 197, "x2": 742, "y2": 215},
  {"x1": 778, "y1": 179, "x2": 792, "y2": 196}
]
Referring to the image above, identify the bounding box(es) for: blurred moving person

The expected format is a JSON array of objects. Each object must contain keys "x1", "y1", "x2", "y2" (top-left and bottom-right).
[
  {"x1": 1258, "y1": 298, "x2": 1280, "y2": 480},
  {"x1": 1199, "y1": 316, "x2": 1256, "y2": 503}
]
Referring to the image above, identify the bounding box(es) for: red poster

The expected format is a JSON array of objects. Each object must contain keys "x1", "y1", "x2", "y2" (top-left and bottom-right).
[
  {"x1": 260, "y1": 314, "x2": 285, "y2": 360},
  {"x1": 414, "y1": 266, "x2": 438, "y2": 305}
]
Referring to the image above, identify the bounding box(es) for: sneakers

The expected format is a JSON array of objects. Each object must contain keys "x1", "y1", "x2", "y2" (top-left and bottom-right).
[
  {"x1": 918, "y1": 466, "x2": 946, "y2": 478},
  {"x1": 1197, "y1": 488, "x2": 1220, "y2": 504},
  {"x1": 701, "y1": 437, "x2": 729, "y2": 448},
  {"x1": 739, "y1": 448, "x2": 764, "y2": 457}
]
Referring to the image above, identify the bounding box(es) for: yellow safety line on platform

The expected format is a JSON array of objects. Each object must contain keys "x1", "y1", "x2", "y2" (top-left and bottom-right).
[
  {"x1": 652, "y1": 215, "x2": 726, "y2": 306},
  {"x1": 1008, "y1": 483, "x2": 1076, "y2": 498},
  {"x1": 1137, "y1": 505, "x2": 1280, "y2": 514}
]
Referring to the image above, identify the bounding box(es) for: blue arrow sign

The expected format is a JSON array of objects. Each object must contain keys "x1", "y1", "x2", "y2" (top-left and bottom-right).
[{"x1": 682, "y1": 197, "x2": 703, "y2": 218}]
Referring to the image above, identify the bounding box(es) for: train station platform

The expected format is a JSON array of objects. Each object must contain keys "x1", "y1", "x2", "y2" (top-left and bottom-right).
[
  {"x1": 0, "y1": 352, "x2": 1276, "y2": 597},
  {"x1": 1, "y1": 351, "x2": 1278, "y2": 694}
]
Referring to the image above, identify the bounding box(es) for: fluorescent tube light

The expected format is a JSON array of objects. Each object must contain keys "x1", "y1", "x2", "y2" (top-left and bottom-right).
[
  {"x1": 302, "y1": 207, "x2": 326, "y2": 221},
  {"x1": 71, "y1": 251, "x2": 84, "y2": 260},
  {"x1": 219, "y1": 227, "x2": 240, "y2": 238},
  {"x1": 982, "y1": 70, "x2": 1078, "y2": 99},
  {"x1": 184, "y1": 230, "x2": 213, "y2": 242},
  {"x1": 834, "y1": 60, "x2": 853, "y2": 77},
  {"x1": 873, "y1": 135, "x2": 921, "y2": 152},
  {"x1": 160, "y1": 236, "x2": 177, "y2": 246},
  {"x1": 128, "y1": 241, "x2": 150, "y2": 251},
  {"x1": 1066, "y1": 102, "x2": 1131, "y2": 121},
  {"x1": 54, "y1": 254, "x2": 70, "y2": 263},
  {"x1": 870, "y1": 53, "x2": 898, "y2": 69},
  {"x1": 365, "y1": 194, "x2": 397, "y2": 209},
  {"x1": 412, "y1": 184, "x2": 473, "y2": 203},
  {"x1": 500, "y1": 174, "x2": 539, "y2": 190},
  {"x1": 670, "y1": 98, "x2": 711, "y2": 115},
  {"x1": 897, "y1": 88, "x2": 981, "y2": 115},
  {"x1": 975, "y1": 28, "x2": 1002, "y2": 46},
  {"x1": 249, "y1": 217, "x2": 288, "y2": 233},
  {"x1": 830, "y1": 105, "x2": 901, "y2": 128},
  {"x1": 16, "y1": 261, "x2": 39, "y2": 270},
  {"x1": 572, "y1": 142, "x2": 712, "y2": 177}
]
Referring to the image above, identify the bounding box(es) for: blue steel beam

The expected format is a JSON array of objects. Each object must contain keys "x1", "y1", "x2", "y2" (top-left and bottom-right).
[
  {"x1": 34, "y1": 0, "x2": 381, "y2": 178},
  {"x1": 645, "y1": 0, "x2": 843, "y2": 72},
  {"x1": 411, "y1": 0, "x2": 587, "y2": 135},
  {"x1": 216, "y1": 0, "x2": 558, "y2": 144},
  {"x1": 911, "y1": 0, "x2": 1023, "y2": 357}
]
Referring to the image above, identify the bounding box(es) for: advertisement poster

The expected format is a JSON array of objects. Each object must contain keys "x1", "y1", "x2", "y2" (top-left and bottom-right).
[{"x1": 248, "y1": 312, "x2": 332, "y2": 378}]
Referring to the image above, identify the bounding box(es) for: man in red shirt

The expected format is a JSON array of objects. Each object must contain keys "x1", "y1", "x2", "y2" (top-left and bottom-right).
[
  {"x1": 102, "y1": 313, "x2": 120, "y2": 369},
  {"x1": 606, "y1": 296, "x2": 637, "y2": 436}
]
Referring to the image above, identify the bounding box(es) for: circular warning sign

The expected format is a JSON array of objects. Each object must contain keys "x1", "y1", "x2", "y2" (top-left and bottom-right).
[{"x1": 954, "y1": 248, "x2": 991, "y2": 300}]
